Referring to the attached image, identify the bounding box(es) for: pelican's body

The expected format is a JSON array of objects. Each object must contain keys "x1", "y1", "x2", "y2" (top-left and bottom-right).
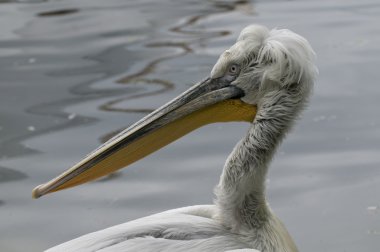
[
  {"x1": 34, "y1": 25, "x2": 317, "y2": 252},
  {"x1": 49, "y1": 205, "x2": 266, "y2": 251}
]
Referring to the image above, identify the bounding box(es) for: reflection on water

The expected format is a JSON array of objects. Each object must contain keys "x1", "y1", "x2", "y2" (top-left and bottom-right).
[
  {"x1": 0, "y1": 166, "x2": 27, "y2": 183},
  {"x1": 0, "y1": 0, "x2": 379, "y2": 251},
  {"x1": 38, "y1": 8, "x2": 79, "y2": 17},
  {"x1": 0, "y1": 0, "x2": 47, "y2": 3}
]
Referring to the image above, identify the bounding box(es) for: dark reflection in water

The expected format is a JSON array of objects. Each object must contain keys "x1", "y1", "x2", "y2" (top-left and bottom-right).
[
  {"x1": 38, "y1": 8, "x2": 79, "y2": 17},
  {"x1": 101, "y1": 79, "x2": 174, "y2": 114},
  {"x1": 0, "y1": 0, "x2": 47, "y2": 3},
  {"x1": 0, "y1": 166, "x2": 27, "y2": 183},
  {"x1": 0, "y1": 0, "x2": 379, "y2": 251}
]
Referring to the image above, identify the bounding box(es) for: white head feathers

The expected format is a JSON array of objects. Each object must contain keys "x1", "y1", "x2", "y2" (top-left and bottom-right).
[{"x1": 211, "y1": 24, "x2": 317, "y2": 105}]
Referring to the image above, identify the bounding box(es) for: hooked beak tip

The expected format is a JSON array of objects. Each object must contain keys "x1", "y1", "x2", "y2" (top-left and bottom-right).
[{"x1": 32, "y1": 185, "x2": 43, "y2": 199}]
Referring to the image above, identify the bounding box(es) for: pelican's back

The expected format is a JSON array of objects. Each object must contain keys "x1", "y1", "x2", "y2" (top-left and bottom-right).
[{"x1": 47, "y1": 205, "x2": 262, "y2": 252}]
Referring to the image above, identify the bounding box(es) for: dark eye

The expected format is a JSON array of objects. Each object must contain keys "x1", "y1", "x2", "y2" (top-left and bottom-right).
[{"x1": 228, "y1": 64, "x2": 239, "y2": 75}]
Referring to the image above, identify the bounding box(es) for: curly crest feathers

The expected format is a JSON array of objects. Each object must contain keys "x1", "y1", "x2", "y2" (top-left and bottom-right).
[{"x1": 258, "y1": 28, "x2": 317, "y2": 88}]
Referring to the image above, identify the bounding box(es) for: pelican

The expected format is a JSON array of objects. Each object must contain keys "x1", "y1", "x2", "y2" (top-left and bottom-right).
[{"x1": 33, "y1": 24, "x2": 317, "y2": 252}]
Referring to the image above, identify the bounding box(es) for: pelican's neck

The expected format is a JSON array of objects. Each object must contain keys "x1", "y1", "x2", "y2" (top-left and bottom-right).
[{"x1": 215, "y1": 88, "x2": 305, "y2": 232}]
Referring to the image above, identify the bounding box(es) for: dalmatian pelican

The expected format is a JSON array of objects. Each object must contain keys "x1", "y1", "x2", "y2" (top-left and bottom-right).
[{"x1": 33, "y1": 24, "x2": 317, "y2": 252}]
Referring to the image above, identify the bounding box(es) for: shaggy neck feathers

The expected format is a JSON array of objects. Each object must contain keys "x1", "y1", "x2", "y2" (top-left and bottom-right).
[{"x1": 214, "y1": 84, "x2": 308, "y2": 252}]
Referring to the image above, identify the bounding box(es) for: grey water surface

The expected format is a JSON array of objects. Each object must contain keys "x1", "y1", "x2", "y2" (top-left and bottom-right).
[{"x1": 0, "y1": 0, "x2": 379, "y2": 251}]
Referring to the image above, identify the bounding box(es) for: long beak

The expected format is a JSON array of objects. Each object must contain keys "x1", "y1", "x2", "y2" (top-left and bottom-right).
[{"x1": 32, "y1": 78, "x2": 256, "y2": 198}]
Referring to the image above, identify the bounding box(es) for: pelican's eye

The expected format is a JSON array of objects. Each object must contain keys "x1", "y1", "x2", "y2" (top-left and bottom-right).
[{"x1": 228, "y1": 64, "x2": 240, "y2": 75}]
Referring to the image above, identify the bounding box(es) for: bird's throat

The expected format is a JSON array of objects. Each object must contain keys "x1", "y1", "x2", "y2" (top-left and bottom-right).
[{"x1": 214, "y1": 91, "x2": 301, "y2": 231}]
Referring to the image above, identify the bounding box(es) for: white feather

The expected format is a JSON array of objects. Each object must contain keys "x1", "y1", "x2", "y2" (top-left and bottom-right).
[{"x1": 48, "y1": 206, "x2": 260, "y2": 252}]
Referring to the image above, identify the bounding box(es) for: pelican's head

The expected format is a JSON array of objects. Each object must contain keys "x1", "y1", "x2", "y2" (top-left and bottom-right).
[
  {"x1": 211, "y1": 25, "x2": 316, "y2": 107},
  {"x1": 32, "y1": 25, "x2": 316, "y2": 198}
]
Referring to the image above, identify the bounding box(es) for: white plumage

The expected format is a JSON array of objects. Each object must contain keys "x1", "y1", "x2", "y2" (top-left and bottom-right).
[
  {"x1": 41, "y1": 24, "x2": 317, "y2": 252},
  {"x1": 48, "y1": 206, "x2": 260, "y2": 252}
]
